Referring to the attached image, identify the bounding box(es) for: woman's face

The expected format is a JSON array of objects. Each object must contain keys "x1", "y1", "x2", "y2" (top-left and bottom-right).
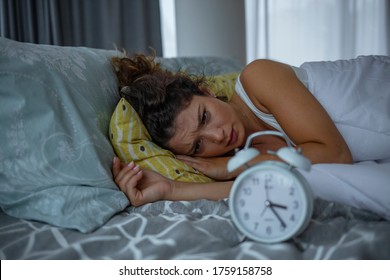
[{"x1": 167, "y1": 95, "x2": 246, "y2": 157}]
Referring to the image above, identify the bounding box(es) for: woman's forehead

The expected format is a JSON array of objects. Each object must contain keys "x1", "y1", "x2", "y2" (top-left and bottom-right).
[
  {"x1": 168, "y1": 94, "x2": 219, "y2": 154},
  {"x1": 168, "y1": 100, "x2": 200, "y2": 154}
]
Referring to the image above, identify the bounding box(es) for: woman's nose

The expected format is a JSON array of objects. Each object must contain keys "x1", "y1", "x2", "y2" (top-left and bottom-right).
[{"x1": 205, "y1": 127, "x2": 224, "y2": 144}]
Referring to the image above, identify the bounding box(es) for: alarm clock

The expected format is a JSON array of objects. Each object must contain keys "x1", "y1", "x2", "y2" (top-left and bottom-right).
[{"x1": 227, "y1": 131, "x2": 313, "y2": 243}]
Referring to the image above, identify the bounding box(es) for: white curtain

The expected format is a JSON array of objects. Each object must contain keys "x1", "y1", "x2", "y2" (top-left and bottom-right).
[{"x1": 245, "y1": 0, "x2": 390, "y2": 66}]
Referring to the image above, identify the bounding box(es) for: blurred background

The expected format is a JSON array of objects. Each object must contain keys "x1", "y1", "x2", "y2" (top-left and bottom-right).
[{"x1": 1, "y1": 0, "x2": 389, "y2": 66}]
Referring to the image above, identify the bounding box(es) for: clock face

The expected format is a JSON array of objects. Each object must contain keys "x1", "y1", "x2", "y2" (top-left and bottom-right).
[{"x1": 229, "y1": 164, "x2": 312, "y2": 243}]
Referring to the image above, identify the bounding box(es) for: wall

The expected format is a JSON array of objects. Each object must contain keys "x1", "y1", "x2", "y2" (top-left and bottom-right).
[{"x1": 175, "y1": 0, "x2": 246, "y2": 66}]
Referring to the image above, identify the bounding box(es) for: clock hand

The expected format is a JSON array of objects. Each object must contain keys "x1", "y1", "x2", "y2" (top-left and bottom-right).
[
  {"x1": 269, "y1": 202, "x2": 288, "y2": 210},
  {"x1": 264, "y1": 200, "x2": 286, "y2": 228},
  {"x1": 261, "y1": 181, "x2": 271, "y2": 217},
  {"x1": 260, "y1": 206, "x2": 267, "y2": 217},
  {"x1": 269, "y1": 204, "x2": 286, "y2": 228},
  {"x1": 264, "y1": 185, "x2": 270, "y2": 200}
]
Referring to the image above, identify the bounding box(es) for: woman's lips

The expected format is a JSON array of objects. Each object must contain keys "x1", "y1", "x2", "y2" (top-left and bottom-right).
[{"x1": 228, "y1": 129, "x2": 238, "y2": 146}]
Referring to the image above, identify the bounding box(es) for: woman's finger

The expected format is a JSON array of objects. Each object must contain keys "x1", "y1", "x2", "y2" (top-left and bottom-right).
[
  {"x1": 112, "y1": 157, "x2": 121, "y2": 178},
  {"x1": 115, "y1": 162, "x2": 138, "y2": 186},
  {"x1": 122, "y1": 167, "x2": 144, "y2": 195},
  {"x1": 176, "y1": 154, "x2": 195, "y2": 162}
]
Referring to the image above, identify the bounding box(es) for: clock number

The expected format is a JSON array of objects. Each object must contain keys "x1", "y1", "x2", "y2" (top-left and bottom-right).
[
  {"x1": 243, "y1": 187, "x2": 252, "y2": 195},
  {"x1": 239, "y1": 199, "x2": 245, "y2": 207},
  {"x1": 289, "y1": 187, "x2": 295, "y2": 196},
  {"x1": 264, "y1": 173, "x2": 273, "y2": 190},
  {"x1": 252, "y1": 177, "x2": 260, "y2": 186},
  {"x1": 244, "y1": 212, "x2": 250, "y2": 221},
  {"x1": 290, "y1": 214, "x2": 296, "y2": 222},
  {"x1": 266, "y1": 226, "x2": 272, "y2": 235},
  {"x1": 293, "y1": 200, "x2": 299, "y2": 209}
]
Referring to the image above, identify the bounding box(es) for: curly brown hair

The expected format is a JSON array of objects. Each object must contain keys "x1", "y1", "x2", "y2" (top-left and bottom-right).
[{"x1": 111, "y1": 53, "x2": 207, "y2": 148}]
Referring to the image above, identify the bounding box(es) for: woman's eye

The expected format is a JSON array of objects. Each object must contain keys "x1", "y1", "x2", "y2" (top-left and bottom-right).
[
  {"x1": 201, "y1": 111, "x2": 208, "y2": 124},
  {"x1": 195, "y1": 139, "x2": 202, "y2": 154},
  {"x1": 194, "y1": 111, "x2": 208, "y2": 154}
]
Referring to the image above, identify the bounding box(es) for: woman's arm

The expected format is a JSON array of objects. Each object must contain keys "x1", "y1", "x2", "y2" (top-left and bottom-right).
[
  {"x1": 170, "y1": 179, "x2": 232, "y2": 201},
  {"x1": 240, "y1": 59, "x2": 353, "y2": 164},
  {"x1": 176, "y1": 153, "x2": 279, "y2": 180},
  {"x1": 177, "y1": 59, "x2": 352, "y2": 181},
  {"x1": 112, "y1": 157, "x2": 232, "y2": 206}
]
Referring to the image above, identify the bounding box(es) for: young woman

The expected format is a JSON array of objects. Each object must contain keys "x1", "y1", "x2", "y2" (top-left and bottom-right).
[{"x1": 111, "y1": 54, "x2": 390, "y2": 219}]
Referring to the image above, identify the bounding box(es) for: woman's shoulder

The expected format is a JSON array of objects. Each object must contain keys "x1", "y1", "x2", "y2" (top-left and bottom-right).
[
  {"x1": 241, "y1": 59, "x2": 276, "y2": 75},
  {"x1": 236, "y1": 59, "x2": 281, "y2": 114},
  {"x1": 240, "y1": 59, "x2": 292, "y2": 85},
  {"x1": 240, "y1": 59, "x2": 296, "y2": 93}
]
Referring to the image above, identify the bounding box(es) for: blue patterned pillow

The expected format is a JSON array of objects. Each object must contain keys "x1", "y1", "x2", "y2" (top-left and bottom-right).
[{"x1": 0, "y1": 38, "x2": 129, "y2": 232}]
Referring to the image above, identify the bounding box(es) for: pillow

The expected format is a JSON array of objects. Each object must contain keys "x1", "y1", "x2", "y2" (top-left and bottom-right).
[
  {"x1": 110, "y1": 98, "x2": 212, "y2": 182},
  {"x1": 0, "y1": 38, "x2": 129, "y2": 233},
  {"x1": 109, "y1": 72, "x2": 239, "y2": 182},
  {"x1": 206, "y1": 72, "x2": 239, "y2": 102}
]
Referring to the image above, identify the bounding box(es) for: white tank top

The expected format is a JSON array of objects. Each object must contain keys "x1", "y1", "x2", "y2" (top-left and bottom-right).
[
  {"x1": 235, "y1": 57, "x2": 390, "y2": 162},
  {"x1": 234, "y1": 70, "x2": 302, "y2": 146}
]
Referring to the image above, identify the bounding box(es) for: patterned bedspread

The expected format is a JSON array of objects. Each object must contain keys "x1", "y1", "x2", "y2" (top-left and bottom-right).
[{"x1": 1, "y1": 198, "x2": 389, "y2": 259}]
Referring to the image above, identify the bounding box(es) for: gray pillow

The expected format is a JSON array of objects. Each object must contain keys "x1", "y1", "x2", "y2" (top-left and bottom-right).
[{"x1": 0, "y1": 38, "x2": 129, "y2": 232}]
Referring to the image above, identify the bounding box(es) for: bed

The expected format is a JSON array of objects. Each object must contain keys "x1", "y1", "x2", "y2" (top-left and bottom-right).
[{"x1": 1, "y1": 37, "x2": 389, "y2": 260}]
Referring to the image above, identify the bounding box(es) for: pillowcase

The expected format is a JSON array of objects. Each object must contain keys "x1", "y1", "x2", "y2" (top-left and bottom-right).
[
  {"x1": 206, "y1": 72, "x2": 238, "y2": 102},
  {"x1": 110, "y1": 98, "x2": 213, "y2": 182},
  {"x1": 109, "y1": 72, "x2": 239, "y2": 182},
  {"x1": 0, "y1": 38, "x2": 129, "y2": 233}
]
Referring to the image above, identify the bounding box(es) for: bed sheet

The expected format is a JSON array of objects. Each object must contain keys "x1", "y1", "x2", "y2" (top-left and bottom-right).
[{"x1": 1, "y1": 197, "x2": 389, "y2": 260}]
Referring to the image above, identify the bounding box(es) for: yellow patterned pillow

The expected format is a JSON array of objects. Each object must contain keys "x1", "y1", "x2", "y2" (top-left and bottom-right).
[
  {"x1": 207, "y1": 72, "x2": 239, "y2": 101},
  {"x1": 110, "y1": 98, "x2": 212, "y2": 182},
  {"x1": 109, "y1": 72, "x2": 239, "y2": 182}
]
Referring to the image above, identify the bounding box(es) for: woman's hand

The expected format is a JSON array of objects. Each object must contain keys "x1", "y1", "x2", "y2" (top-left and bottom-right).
[
  {"x1": 176, "y1": 155, "x2": 239, "y2": 180},
  {"x1": 112, "y1": 157, "x2": 234, "y2": 205},
  {"x1": 112, "y1": 157, "x2": 173, "y2": 207}
]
